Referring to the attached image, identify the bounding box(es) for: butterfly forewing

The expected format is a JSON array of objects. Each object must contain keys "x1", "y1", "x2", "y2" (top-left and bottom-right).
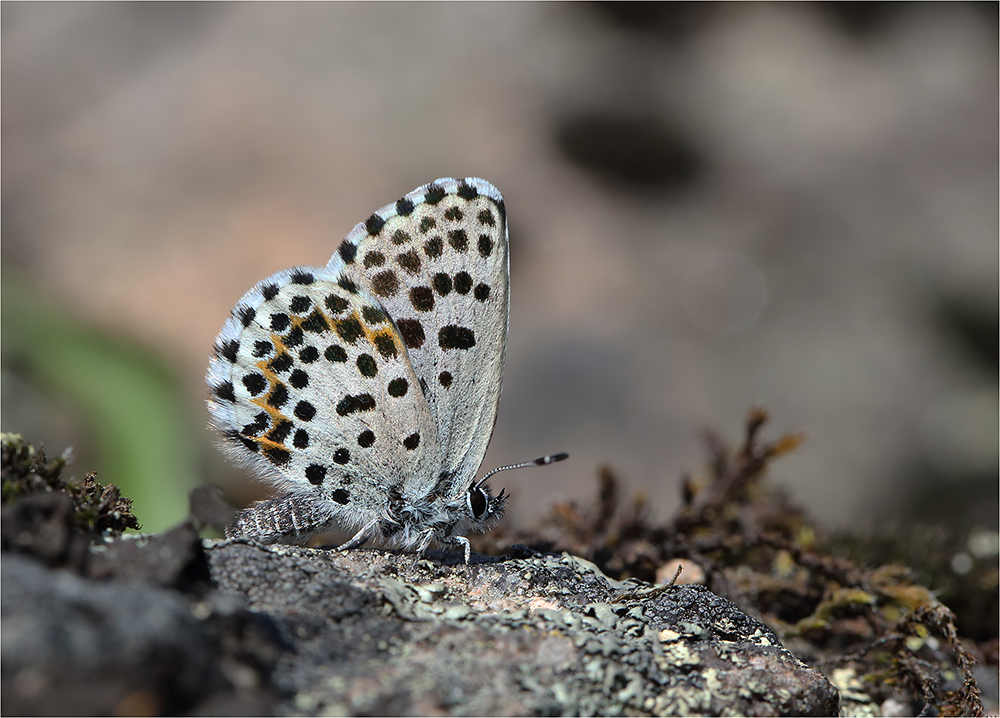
[{"x1": 331, "y1": 178, "x2": 509, "y2": 497}]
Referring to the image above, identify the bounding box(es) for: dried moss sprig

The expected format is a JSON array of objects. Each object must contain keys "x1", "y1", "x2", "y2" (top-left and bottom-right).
[{"x1": 1, "y1": 433, "x2": 139, "y2": 535}]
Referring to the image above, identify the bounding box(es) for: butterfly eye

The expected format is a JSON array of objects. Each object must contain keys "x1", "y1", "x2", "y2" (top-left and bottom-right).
[{"x1": 468, "y1": 487, "x2": 488, "y2": 518}]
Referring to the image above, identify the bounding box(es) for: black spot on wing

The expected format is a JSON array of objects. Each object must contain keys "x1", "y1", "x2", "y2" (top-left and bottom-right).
[
  {"x1": 294, "y1": 400, "x2": 316, "y2": 421},
  {"x1": 268, "y1": 353, "x2": 292, "y2": 374},
  {"x1": 225, "y1": 430, "x2": 259, "y2": 454},
  {"x1": 356, "y1": 354, "x2": 378, "y2": 378},
  {"x1": 409, "y1": 286, "x2": 434, "y2": 312},
  {"x1": 362, "y1": 306, "x2": 387, "y2": 325},
  {"x1": 306, "y1": 464, "x2": 326, "y2": 485},
  {"x1": 373, "y1": 333, "x2": 398, "y2": 359},
  {"x1": 264, "y1": 446, "x2": 290, "y2": 466},
  {"x1": 448, "y1": 229, "x2": 468, "y2": 252},
  {"x1": 372, "y1": 270, "x2": 399, "y2": 298},
  {"x1": 432, "y1": 273, "x2": 452, "y2": 296},
  {"x1": 267, "y1": 383, "x2": 289, "y2": 409},
  {"x1": 335, "y1": 317, "x2": 363, "y2": 343},
  {"x1": 339, "y1": 241, "x2": 358, "y2": 264},
  {"x1": 242, "y1": 374, "x2": 266, "y2": 395},
  {"x1": 325, "y1": 294, "x2": 349, "y2": 314},
  {"x1": 478, "y1": 234, "x2": 493, "y2": 257},
  {"x1": 423, "y1": 236, "x2": 443, "y2": 258},
  {"x1": 283, "y1": 327, "x2": 304, "y2": 348},
  {"x1": 253, "y1": 340, "x2": 273, "y2": 358},
  {"x1": 238, "y1": 306, "x2": 257, "y2": 327},
  {"x1": 365, "y1": 214, "x2": 385, "y2": 236},
  {"x1": 290, "y1": 296, "x2": 311, "y2": 314},
  {"x1": 396, "y1": 249, "x2": 421, "y2": 275},
  {"x1": 336, "y1": 393, "x2": 376, "y2": 416},
  {"x1": 338, "y1": 277, "x2": 358, "y2": 294},
  {"x1": 216, "y1": 339, "x2": 239, "y2": 363},
  {"x1": 439, "y1": 325, "x2": 475, "y2": 350},
  {"x1": 457, "y1": 181, "x2": 478, "y2": 199},
  {"x1": 241, "y1": 412, "x2": 269, "y2": 437},
  {"x1": 270, "y1": 313, "x2": 290, "y2": 332},
  {"x1": 300, "y1": 311, "x2": 329, "y2": 333},
  {"x1": 454, "y1": 272, "x2": 472, "y2": 294},
  {"x1": 325, "y1": 345, "x2": 348, "y2": 362},
  {"x1": 267, "y1": 419, "x2": 292, "y2": 445},
  {"x1": 213, "y1": 381, "x2": 236, "y2": 403},
  {"x1": 396, "y1": 197, "x2": 415, "y2": 216},
  {"x1": 424, "y1": 184, "x2": 445, "y2": 204},
  {"x1": 396, "y1": 319, "x2": 425, "y2": 349}
]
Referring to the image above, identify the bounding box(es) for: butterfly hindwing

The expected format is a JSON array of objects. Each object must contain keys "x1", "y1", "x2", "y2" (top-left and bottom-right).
[{"x1": 207, "y1": 265, "x2": 441, "y2": 523}]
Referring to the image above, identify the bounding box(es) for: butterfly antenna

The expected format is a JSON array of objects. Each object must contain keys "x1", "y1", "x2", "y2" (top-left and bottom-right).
[{"x1": 476, "y1": 452, "x2": 568, "y2": 488}]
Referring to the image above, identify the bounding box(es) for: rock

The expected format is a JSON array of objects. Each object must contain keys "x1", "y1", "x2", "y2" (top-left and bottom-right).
[
  {"x1": 1, "y1": 519, "x2": 838, "y2": 716},
  {"x1": 1, "y1": 492, "x2": 90, "y2": 570},
  {"x1": 1, "y1": 553, "x2": 280, "y2": 716},
  {"x1": 1, "y1": 554, "x2": 217, "y2": 715},
  {"x1": 206, "y1": 542, "x2": 840, "y2": 716},
  {"x1": 86, "y1": 522, "x2": 212, "y2": 591}
]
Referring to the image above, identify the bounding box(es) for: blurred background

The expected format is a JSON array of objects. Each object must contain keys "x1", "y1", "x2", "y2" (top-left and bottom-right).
[{"x1": 2, "y1": 2, "x2": 996, "y2": 536}]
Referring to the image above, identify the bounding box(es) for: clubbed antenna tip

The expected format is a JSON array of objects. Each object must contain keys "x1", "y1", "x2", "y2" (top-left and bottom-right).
[{"x1": 477, "y1": 452, "x2": 569, "y2": 486}]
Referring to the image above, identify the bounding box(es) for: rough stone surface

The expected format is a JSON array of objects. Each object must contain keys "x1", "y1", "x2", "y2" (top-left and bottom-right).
[
  {"x1": 207, "y1": 541, "x2": 840, "y2": 716},
  {"x1": 2, "y1": 541, "x2": 281, "y2": 716},
  {"x1": 2, "y1": 554, "x2": 217, "y2": 715}
]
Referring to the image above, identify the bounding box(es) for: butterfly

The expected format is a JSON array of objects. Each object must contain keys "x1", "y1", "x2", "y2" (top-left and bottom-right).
[{"x1": 206, "y1": 177, "x2": 565, "y2": 562}]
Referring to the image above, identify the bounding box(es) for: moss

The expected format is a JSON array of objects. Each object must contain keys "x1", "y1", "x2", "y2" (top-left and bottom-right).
[{"x1": 1, "y1": 432, "x2": 139, "y2": 535}]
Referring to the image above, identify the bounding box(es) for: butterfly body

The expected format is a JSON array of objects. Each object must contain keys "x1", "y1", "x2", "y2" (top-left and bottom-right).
[{"x1": 207, "y1": 178, "x2": 511, "y2": 558}]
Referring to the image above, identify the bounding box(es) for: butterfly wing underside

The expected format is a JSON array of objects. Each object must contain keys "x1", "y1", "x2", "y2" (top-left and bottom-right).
[
  {"x1": 331, "y1": 177, "x2": 509, "y2": 499},
  {"x1": 206, "y1": 265, "x2": 442, "y2": 525},
  {"x1": 207, "y1": 177, "x2": 508, "y2": 532}
]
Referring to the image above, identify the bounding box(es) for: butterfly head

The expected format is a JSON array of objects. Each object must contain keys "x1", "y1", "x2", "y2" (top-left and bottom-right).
[{"x1": 464, "y1": 479, "x2": 507, "y2": 532}]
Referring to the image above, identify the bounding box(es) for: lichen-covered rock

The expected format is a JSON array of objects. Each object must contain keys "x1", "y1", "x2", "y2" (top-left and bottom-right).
[{"x1": 207, "y1": 542, "x2": 839, "y2": 716}]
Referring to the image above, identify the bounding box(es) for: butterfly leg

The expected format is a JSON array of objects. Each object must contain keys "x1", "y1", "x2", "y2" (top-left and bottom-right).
[
  {"x1": 444, "y1": 535, "x2": 472, "y2": 565},
  {"x1": 403, "y1": 529, "x2": 436, "y2": 571},
  {"x1": 337, "y1": 518, "x2": 380, "y2": 553},
  {"x1": 415, "y1": 528, "x2": 436, "y2": 555}
]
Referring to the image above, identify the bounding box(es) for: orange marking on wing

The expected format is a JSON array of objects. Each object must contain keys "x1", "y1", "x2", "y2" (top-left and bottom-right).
[
  {"x1": 245, "y1": 332, "x2": 293, "y2": 424},
  {"x1": 255, "y1": 436, "x2": 290, "y2": 452}
]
